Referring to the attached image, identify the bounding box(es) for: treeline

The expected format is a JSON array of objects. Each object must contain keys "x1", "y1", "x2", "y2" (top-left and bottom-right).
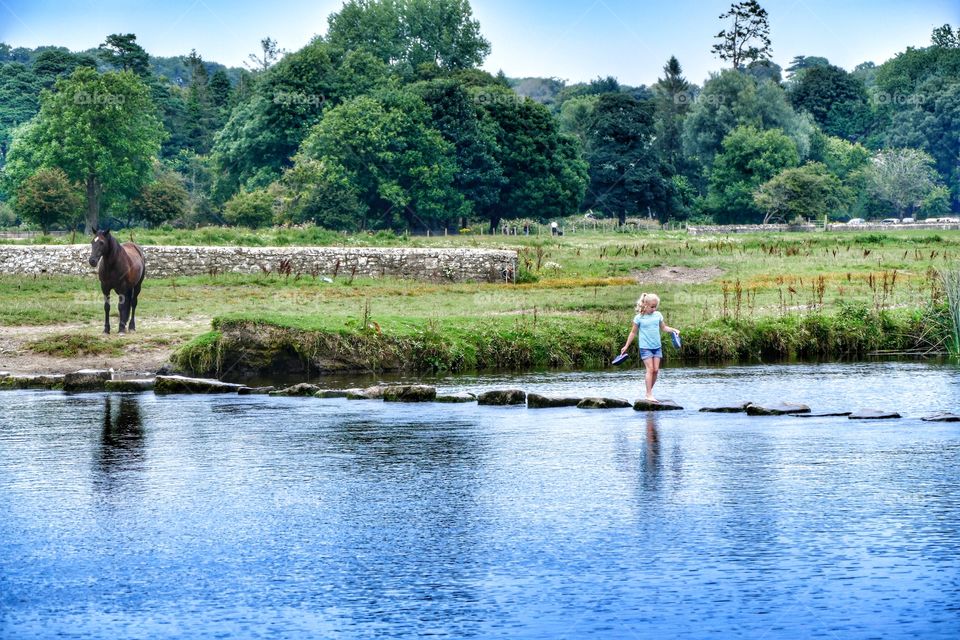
[{"x1": 0, "y1": 0, "x2": 958, "y2": 234}]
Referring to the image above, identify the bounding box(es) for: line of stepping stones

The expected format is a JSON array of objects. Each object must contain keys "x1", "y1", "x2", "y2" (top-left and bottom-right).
[{"x1": 3, "y1": 370, "x2": 958, "y2": 422}]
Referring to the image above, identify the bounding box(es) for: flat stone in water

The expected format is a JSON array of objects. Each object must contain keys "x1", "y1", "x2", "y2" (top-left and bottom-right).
[
  {"x1": 104, "y1": 379, "x2": 155, "y2": 392},
  {"x1": 528, "y1": 393, "x2": 582, "y2": 408},
  {"x1": 347, "y1": 385, "x2": 390, "y2": 400},
  {"x1": 577, "y1": 397, "x2": 632, "y2": 409},
  {"x1": 848, "y1": 409, "x2": 901, "y2": 420},
  {"x1": 921, "y1": 412, "x2": 960, "y2": 422},
  {"x1": 382, "y1": 385, "x2": 437, "y2": 402},
  {"x1": 154, "y1": 375, "x2": 245, "y2": 395},
  {"x1": 315, "y1": 389, "x2": 361, "y2": 399},
  {"x1": 477, "y1": 389, "x2": 526, "y2": 406},
  {"x1": 63, "y1": 369, "x2": 113, "y2": 392},
  {"x1": 435, "y1": 392, "x2": 477, "y2": 403},
  {"x1": 794, "y1": 411, "x2": 853, "y2": 418},
  {"x1": 238, "y1": 386, "x2": 275, "y2": 395},
  {"x1": 699, "y1": 402, "x2": 751, "y2": 413},
  {"x1": 633, "y1": 399, "x2": 683, "y2": 411},
  {"x1": 0, "y1": 374, "x2": 65, "y2": 390},
  {"x1": 745, "y1": 402, "x2": 811, "y2": 416},
  {"x1": 269, "y1": 383, "x2": 321, "y2": 397}
]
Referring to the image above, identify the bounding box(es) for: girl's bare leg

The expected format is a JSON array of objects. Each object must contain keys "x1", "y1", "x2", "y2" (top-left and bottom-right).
[{"x1": 643, "y1": 357, "x2": 661, "y2": 401}]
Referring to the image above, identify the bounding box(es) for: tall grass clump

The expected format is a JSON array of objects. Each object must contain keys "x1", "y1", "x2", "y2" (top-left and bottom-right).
[{"x1": 939, "y1": 267, "x2": 960, "y2": 356}]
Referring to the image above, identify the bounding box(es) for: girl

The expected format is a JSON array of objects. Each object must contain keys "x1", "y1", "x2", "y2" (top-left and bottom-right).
[{"x1": 620, "y1": 293, "x2": 680, "y2": 402}]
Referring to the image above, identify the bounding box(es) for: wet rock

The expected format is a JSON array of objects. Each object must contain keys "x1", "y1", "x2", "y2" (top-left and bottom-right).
[
  {"x1": 383, "y1": 385, "x2": 437, "y2": 402},
  {"x1": 848, "y1": 409, "x2": 901, "y2": 420},
  {"x1": 794, "y1": 411, "x2": 852, "y2": 418},
  {"x1": 921, "y1": 412, "x2": 960, "y2": 422},
  {"x1": 347, "y1": 385, "x2": 389, "y2": 400},
  {"x1": 699, "y1": 402, "x2": 751, "y2": 413},
  {"x1": 315, "y1": 389, "x2": 362, "y2": 399},
  {"x1": 63, "y1": 369, "x2": 113, "y2": 392},
  {"x1": 745, "y1": 402, "x2": 810, "y2": 416},
  {"x1": 0, "y1": 374, "x2": 66, "y2": 390},
  {"x1": 477, "y1": 389, "x2": 526, "y2": 405},
  {"x1": 270, "y1": 383, "x2": 321, "y2": 397},
  {"x1": 435, "y1": 392, "x2": 477, "y2": 403},
  {"x1": 578, "y1": 397, "x2": 632, "y2": 409},
  {"x1": 238, "y1": 386, "x2": 275, "y2": 395},
  {"x1": 154, "y1": 375, "x2": 245, "y2": 395},
  {"x1": 633, "y1": 399, "x2": 683, "y2": 411},
  {"x1": 527, "y1": 393, "x2": 582, "y2": 408},
  {"x1": 105, "y1": 379, "x2": 155, "y2": 392}
]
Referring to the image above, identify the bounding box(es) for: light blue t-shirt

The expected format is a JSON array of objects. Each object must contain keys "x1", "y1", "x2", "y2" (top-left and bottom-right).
[{"x1": 633, "y1": 311, "x2": 663, "y2": 349}]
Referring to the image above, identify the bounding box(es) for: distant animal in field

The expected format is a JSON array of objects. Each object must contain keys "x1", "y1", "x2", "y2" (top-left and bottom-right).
[{"x1": 88, "y1": 229, "x2": 146, "y2": 334}]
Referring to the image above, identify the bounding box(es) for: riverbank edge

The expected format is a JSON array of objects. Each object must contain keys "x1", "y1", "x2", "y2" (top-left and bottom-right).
[{"x1": 170, "y1": 304, "x2": 951, "y2": 380}]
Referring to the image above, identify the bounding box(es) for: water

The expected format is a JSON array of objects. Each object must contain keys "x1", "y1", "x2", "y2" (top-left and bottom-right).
[{"x1": 1, "y1": 361, "x2": 960, "y2": 639}]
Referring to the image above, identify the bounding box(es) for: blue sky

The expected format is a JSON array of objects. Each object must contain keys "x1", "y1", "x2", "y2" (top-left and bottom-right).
[{"x1": 1, "y1": 0, "x2": 957, "y2": 85}]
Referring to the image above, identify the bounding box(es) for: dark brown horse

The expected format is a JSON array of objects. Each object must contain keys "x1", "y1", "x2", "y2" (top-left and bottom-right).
[{"x1": 88, "y1": 229, "x2": 146, "y2": 334}]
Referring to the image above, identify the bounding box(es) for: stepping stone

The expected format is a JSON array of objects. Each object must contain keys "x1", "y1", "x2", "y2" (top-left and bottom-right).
[
  {"x1": 528, "y1": 393, "x2": 582, "y2": 408},
  {"x1": 699, "y1": 402, "x2": 752, "y2": 413},
  {"x1": 383, "y1": 385, "x2": 437, "y2": 402},
  {"x1": 633, "y1": 399, "x2": 683, "y2": 411},
  {"x1": 63, "y1": 369, "x2": 113, "y2": 392},
  {"x1": 347, "y1": 385, "x2": 390, "y2": 400},
  {"x1": 921, "y1": 412, "x2": 960, "y2": 422},
  {"x1": 154, "y1": 375, "x2": 245, "y2": 395},
  {"x1": 793, "y1": 411, "x2": 853, "y2": 418},
  {"x1": 435, "y1": 392, "x2": 477, "y2": 403},
  {"x1": 314, "y1": 388, "x2": 362, "y2": 398},
  {"x1": 270, "y1": 383, "x2": 321, "y2": 396},
  {"x1": 238, "y1": 385, "x2": 275, "y2": 395},
  {"x1": 848, "y1": 409, "x2": 901, "y2": 420},
  {"x1": 105, "y1": 379, "x2": 155, "y2": 392},
  {"x1": 577, "y1": 397, "x2": 632, "y2": 409},
  {"x1": 477, "y1": 389, "x2": 526, "y2": 405},
  {"x1": 745, "y1": 402, "x2": 810, "y2": 416},
  {"x1": 0, "y1": 374, "x2": 66, "y2": 390}
]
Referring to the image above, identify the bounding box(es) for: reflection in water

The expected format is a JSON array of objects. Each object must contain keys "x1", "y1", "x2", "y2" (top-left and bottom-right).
[
  {"x1": 641, "y1": 412, "x2": 661, "y2": 492},
  {"x1": 94, "y1": 395, "x2": 146, "y2": 494}
]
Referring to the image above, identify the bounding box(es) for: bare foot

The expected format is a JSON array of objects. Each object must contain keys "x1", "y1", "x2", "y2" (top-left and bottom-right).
[{"x1": 645, "y1": 396, "x2": 659, "y2": 403}]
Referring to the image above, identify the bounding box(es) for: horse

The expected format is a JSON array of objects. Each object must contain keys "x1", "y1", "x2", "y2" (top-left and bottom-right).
[{"x1": 88, "y1": 229, "x2": 146, "y2": 334}]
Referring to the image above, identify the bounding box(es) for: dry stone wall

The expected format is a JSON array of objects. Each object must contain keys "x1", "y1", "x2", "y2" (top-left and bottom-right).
[{"x1": 0, "y1": 245, "x2": 518, "y2": 283}]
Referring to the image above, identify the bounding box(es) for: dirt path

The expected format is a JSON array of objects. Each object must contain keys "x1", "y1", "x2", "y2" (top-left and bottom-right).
[{"x1": 0, "y1": 317, "x2": 211, "y2": 376}]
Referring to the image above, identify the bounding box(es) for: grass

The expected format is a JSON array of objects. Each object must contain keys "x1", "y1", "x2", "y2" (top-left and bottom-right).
[
  {"x1": 1, "y1": 227, "x2": 957, "y2": 373},
  {"x1": 26, "y1": 333, "x2": 125, "y2": 357}
]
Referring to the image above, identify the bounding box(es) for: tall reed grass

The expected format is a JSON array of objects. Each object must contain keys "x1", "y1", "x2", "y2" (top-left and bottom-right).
[{"x1": 939, "y1": 267, "x2": 960, "y2": 356}]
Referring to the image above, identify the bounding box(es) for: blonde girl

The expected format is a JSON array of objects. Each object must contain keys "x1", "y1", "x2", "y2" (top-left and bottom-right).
[{"x1": 620, "y1": 293, "x2": 680, "y2": 402}]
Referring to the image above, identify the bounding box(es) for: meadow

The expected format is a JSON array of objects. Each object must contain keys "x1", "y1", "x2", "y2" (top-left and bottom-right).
[{"x1": 1, "y1": 227, "x2": 956, "y2": 376}]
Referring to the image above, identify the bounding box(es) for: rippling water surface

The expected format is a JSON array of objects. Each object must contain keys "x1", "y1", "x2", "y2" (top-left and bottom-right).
[{"x1": 1, "y1": 361, "x2": 960, "y2": 638}]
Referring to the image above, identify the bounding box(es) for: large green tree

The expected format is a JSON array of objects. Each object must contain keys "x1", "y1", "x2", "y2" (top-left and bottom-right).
[
  {"x1": 703, "y1": 125, "x2": 799, "y2": 223},
  {"x1": 583, "y1": 92, "x2": 673, "y2": 224},
  {"x1": 788, "y1": 65, "x2": 870, "y2": 139},
  {"x1": 865, "y1": 148, "x2": 944, "y2": 219},
  {"x1": 6, "y1": 67, "x2": 166, "y2": 231},
  {"x1": 653, "y1": 56, "x2": 692, "y2": 174},
  {"x1": 98, "y1": 34, "x2": 151, "y2": 77},
  {"x1": 711, "y1": 0, "x2": 772, "y2": 69},
  {"x1": 15, "y1": 167, "x2": 82, "y2": 232},
  {"x1": 754, "y1": 162, "x2": 850, "y2": 224}
]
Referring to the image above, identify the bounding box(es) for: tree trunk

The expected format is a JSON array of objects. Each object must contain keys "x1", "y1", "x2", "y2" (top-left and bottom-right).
[{"x1": 85, "y1": 175, "x2": 101, "y2": 233}]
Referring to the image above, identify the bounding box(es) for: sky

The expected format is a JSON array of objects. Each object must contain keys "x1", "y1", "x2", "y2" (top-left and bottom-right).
[{"x1": 1, "y1": 0, "x2": 958, "y2": 86}]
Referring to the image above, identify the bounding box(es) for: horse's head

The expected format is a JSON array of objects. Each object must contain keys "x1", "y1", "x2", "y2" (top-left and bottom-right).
[{"x1": 89, "y1": 229, "x2": 111, "y2": 267}]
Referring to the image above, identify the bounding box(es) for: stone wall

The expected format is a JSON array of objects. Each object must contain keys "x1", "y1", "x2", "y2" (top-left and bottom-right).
[
  {"x1": 688, "y1": 222, "x2": 960, "y2": 235},
  {"x1": 0, "y1": 245, "x2": 518, "y2": 283}
]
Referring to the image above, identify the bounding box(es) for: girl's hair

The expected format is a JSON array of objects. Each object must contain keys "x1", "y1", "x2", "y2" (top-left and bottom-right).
[{"x1": 635, "y1": 292, "x2": 660, "y2": 313}]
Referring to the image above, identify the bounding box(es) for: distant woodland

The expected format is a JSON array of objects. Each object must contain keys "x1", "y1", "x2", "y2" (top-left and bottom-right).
[{"x1": 1, "y1": 0, "x2": 958, "y2": 233}]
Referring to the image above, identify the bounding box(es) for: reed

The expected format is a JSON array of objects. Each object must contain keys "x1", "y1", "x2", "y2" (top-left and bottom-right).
[{"x1": 939, "y1": 267, "x2": 960, "y2": 356}]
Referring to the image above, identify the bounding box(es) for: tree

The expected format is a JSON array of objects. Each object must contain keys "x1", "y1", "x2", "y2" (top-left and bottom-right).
[
  {"x1": 130, "y1": 166, "x2": 189, "y2": 227},
  {"x1": 703, "y1": 125, "x2": 799, "y2": 223},
  {"x1": 98, "y1": 34, "x2": 151, "y2": 77},
  {"x1": 785, "y1": 55, "x2": 830, "y2": 78},
  {"x1": 932, "y1": 24, "x2": 959, "y2": 48},
  {"x1": 297, "y1": 89, "x2": 464, "y2": 231},
  {"x1": 246, "y1": 37, "x2": 284, "y2": 73},
  {"x1": 754, "y1": 162, "x2": 851, "y2": 224},
  {"x1": 0, "y1": 63, "x2": 41, "y2": 165},
  {"x1": 6, "y1": 67, "x2": 165, "y2": 232},
  {"x1": 558, "y1": 95, "x2": 598, "y2": 145},
  {"x1": 653, "y1": 56, "x2": 692, "y2": 172},
  {"x1": 865, "y1": 148, "x2": 943, "y2": 219},
  {"x1": 711, "y1": 1, "x2": 772, "y2": 69},
  {"x1": 788, "y1": 65, "x2": 870, "y2": 140},
  {"x1": 273, "y1": 158, "x2": 366, "y2": 230},
  {"x1": 583, "y1": 93, "x2": 673, "y2": 224},
  {"x1": 15, "y1": 167, "x2": 82, "y2": 232},
  {"x1": 223, "y1": 188, "x2": 275, "y2": 227}
]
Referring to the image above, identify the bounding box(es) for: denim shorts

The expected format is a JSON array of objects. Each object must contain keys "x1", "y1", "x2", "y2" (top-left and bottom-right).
[{"x1": 639, "y1": 347, "x2": 663, "y2": 360}]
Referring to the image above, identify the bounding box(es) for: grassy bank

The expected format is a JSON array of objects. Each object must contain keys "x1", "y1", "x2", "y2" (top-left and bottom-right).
[{"x1": 2, "y1": 228, "x2": 957, "y2": 376}]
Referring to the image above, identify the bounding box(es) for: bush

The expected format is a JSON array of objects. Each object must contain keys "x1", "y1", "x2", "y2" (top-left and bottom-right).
[
  {"x1": 222, "y1": 189, "x2": 275, "y2": 228},
  {"x1": 15, "y1": 168, "x2": 83, "y2": 233}
]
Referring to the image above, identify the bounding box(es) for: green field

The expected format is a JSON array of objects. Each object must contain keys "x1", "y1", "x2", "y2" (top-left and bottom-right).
[{"x1": 1, "y1": 228, "x2": 956, "y2": 372}]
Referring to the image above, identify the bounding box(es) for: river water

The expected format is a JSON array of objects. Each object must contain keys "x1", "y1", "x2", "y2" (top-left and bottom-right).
[{"x1": 1, "y1": 361, "x2": 959, "y2": 639}]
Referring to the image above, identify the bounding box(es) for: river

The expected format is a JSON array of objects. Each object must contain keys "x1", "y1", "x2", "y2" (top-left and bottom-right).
[{"x1": 1, "y1": 361, "x2": 959, "y2": 638}]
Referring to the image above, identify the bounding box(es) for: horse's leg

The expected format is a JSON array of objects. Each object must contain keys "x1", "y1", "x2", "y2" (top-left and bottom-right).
[
  {"x1": 129, "y1": 283, "x2": 141, "y2": 332},
  {"x1": 102, "y1": 290, "x2": 111, "y2": 334},
  {"x1": 118, "y1": 291, "x2": 129, "y2": 334}
]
